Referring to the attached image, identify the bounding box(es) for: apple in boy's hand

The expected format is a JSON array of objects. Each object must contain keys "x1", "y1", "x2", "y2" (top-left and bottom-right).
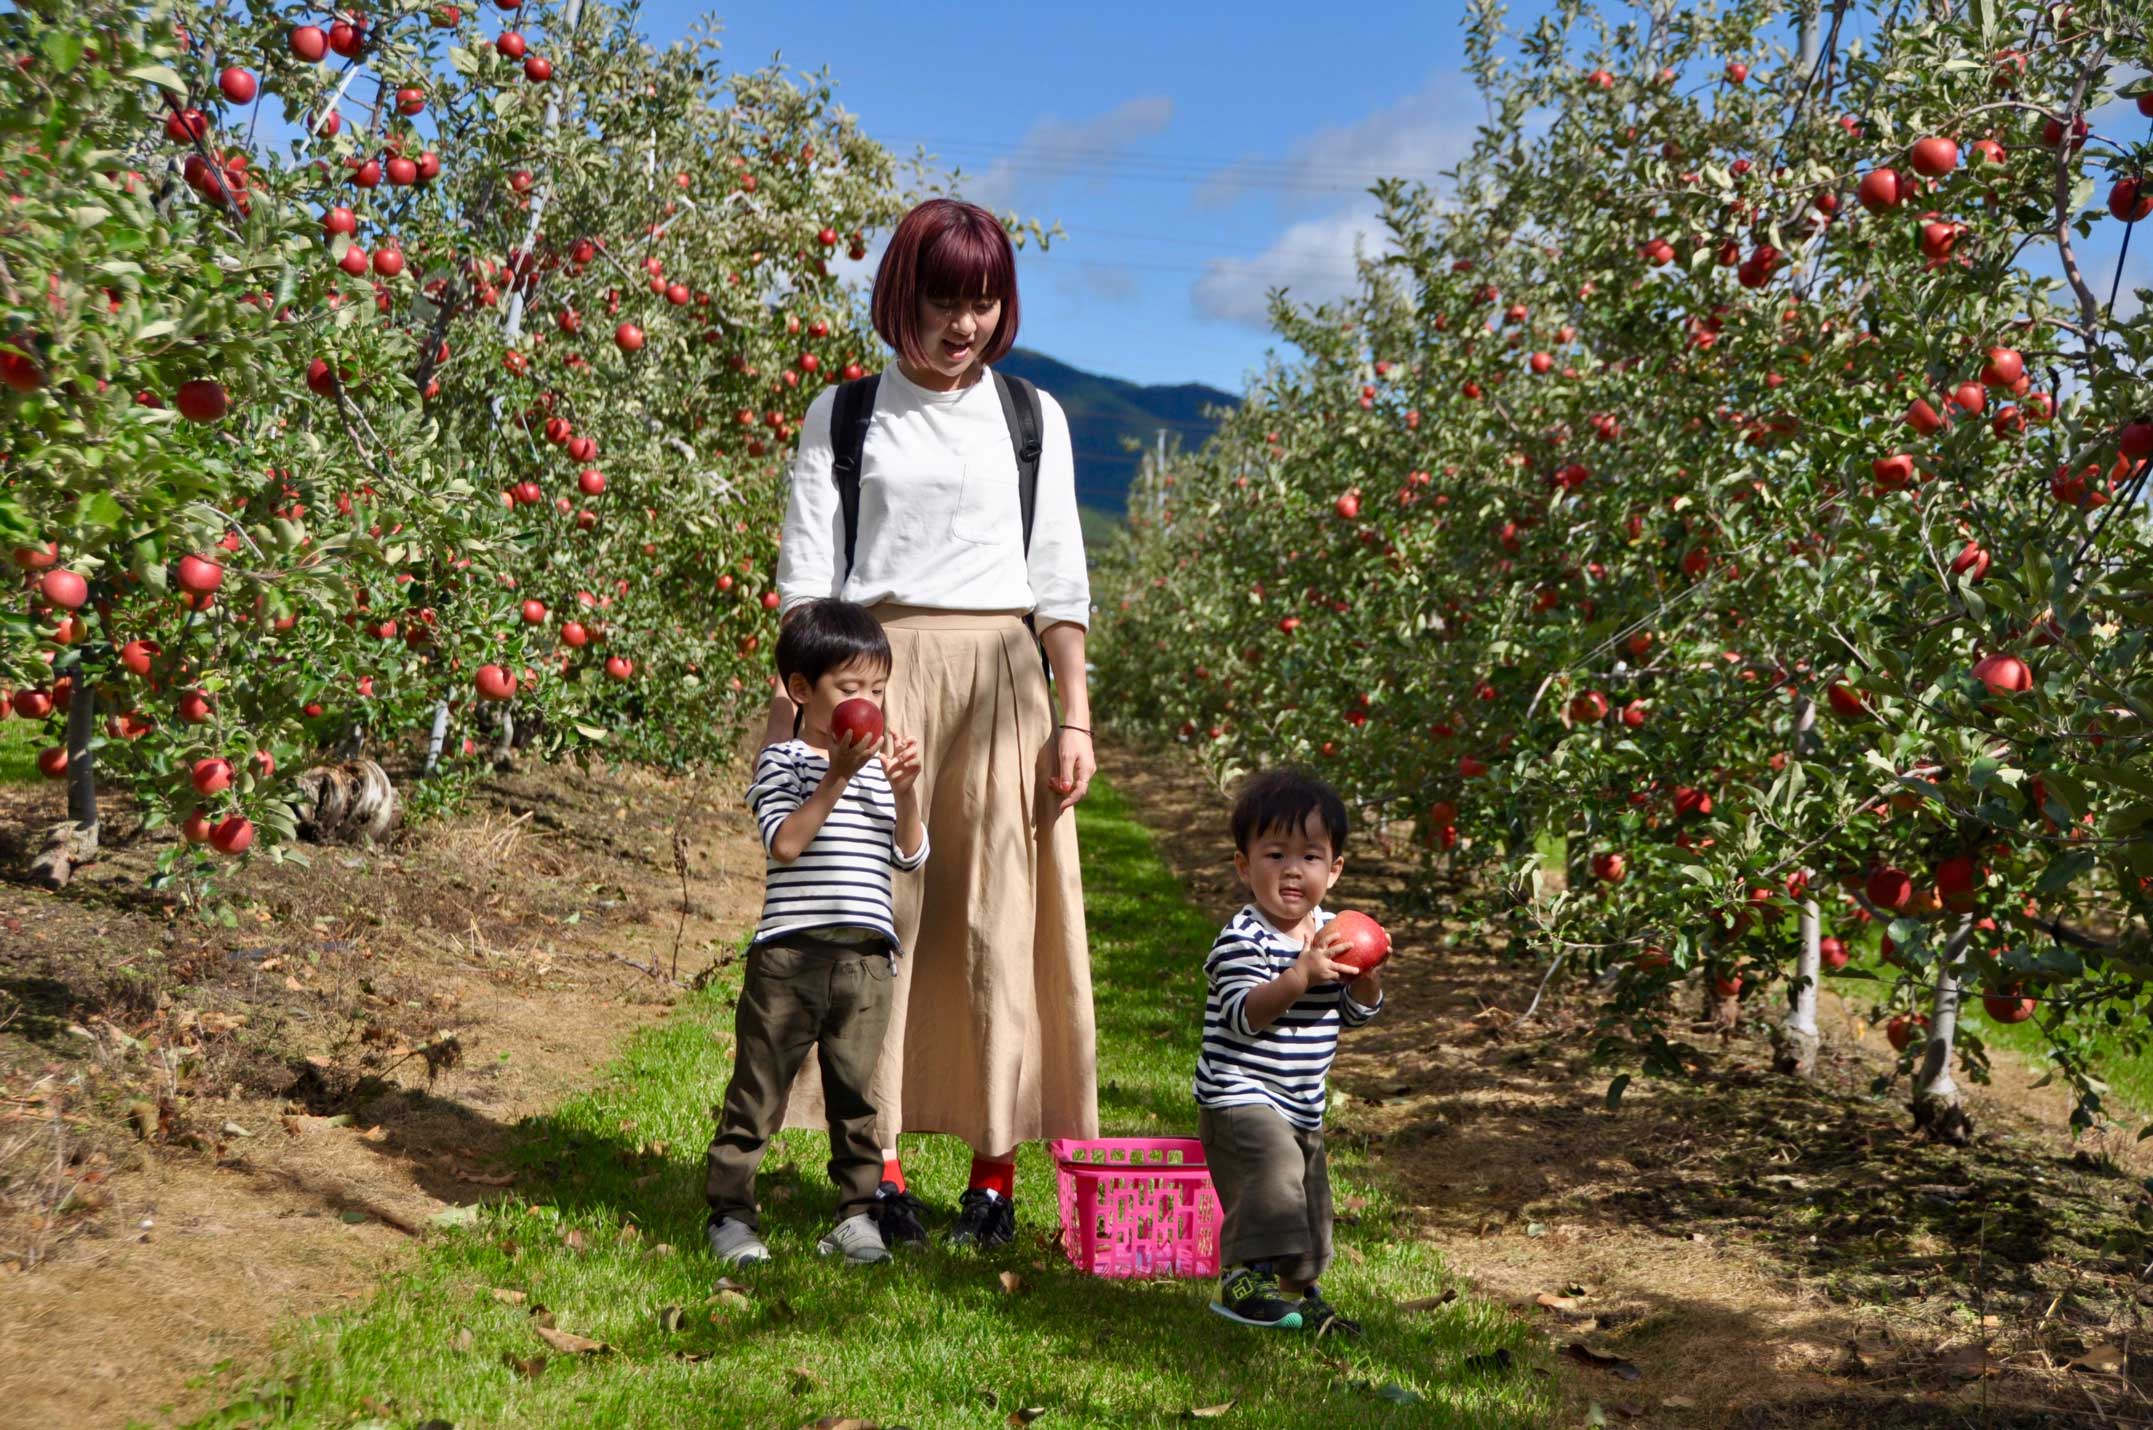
[
  {"x1": 830, "y1": 698, "x2": 883, "y2": 747},
  {"x1": 1327, "y1": 911, "x2": 1392, "y2": 975}
]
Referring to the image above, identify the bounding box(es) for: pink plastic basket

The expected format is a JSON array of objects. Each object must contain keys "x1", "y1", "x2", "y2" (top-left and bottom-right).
[{"x1": 1049, "y1": 1136, "x2": 1222, "y2": 1279}]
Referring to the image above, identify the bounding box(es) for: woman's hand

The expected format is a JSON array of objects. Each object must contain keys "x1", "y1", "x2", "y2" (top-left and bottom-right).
[{"x1": 1047, "y1": 725, "x2": 1095, "y2": 815}]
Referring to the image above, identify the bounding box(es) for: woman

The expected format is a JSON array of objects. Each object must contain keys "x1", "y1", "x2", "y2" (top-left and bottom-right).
[{"x1": 766, "y1": 198, "x2": 1098, "y2": 1248}]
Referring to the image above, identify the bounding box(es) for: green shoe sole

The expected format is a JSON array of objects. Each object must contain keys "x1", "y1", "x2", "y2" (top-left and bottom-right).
[{"x1": 1208, "y1": 1300, "x2": 1305, "y2": 1330}]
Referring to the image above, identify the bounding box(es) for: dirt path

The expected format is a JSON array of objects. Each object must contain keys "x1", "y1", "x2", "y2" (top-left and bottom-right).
[
  {"x1": 1104, "y1": 739, "x2": 2153, "y2": 1429},
  {"x1": 0, "y1": 760, "x2": 765, "y2": 1429}
]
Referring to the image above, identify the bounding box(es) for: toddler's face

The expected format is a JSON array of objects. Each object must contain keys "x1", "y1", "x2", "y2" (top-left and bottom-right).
[
  {"x1": 788, "y1": 657, "x2": 888, "y2": 743},
  {"x1": 1234, "y1": 811, "x2": 1344, "y2": 929}
]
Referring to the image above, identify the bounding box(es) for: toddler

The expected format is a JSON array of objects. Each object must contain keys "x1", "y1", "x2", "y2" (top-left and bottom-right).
[
  {"x1": 1194, "y1": 768, "x2": 1384, "y2": 1334},
  {"x1": 704, "y1": 599, "x2": 926, "y2": 1266}
]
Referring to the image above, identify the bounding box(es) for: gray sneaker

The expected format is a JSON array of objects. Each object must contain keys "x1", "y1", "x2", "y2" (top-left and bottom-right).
[
  {"x1": 706, "y1": 1216, "x2": 771, "y2": 1266},
  {"x1": 815, "y1": 1212, "x2": 891, "y2": 1265}
]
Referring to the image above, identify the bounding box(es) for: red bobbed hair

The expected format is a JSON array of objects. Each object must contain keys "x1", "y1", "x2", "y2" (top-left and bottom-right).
[{"x1": 871, "y1": 199, "x2": 1020, "y2": 370}]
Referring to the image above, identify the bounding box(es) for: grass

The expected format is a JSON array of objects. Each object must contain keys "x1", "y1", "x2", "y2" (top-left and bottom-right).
[
  {"x1": 1824, "y1": 947, "x2": 2153, "y2": 1123},
  {"x1": 0, "y1": 717, "x2": 41, "y2": 783},
  {"x1": 182, "y1": 777, "x2": 1550, "y2": 1428}
]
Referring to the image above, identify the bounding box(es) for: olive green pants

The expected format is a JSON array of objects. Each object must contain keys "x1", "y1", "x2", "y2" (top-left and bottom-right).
[
  {"x1": 1197, "y1": 1102, "x2": 1334, "y2": 1284},
  {"x1": 705, "y1": 937, "x2": 894, "y2": 1229}
]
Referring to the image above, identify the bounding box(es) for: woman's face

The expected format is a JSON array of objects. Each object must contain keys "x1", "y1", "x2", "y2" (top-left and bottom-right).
[{"x1": 914, "y1": 291, "x2": 1001, "y2": 383}]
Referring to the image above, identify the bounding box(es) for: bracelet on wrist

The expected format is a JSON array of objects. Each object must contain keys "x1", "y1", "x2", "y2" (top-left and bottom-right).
[{"x1": 1060, "y1": 723, "x2": 1092, "y2": 735}]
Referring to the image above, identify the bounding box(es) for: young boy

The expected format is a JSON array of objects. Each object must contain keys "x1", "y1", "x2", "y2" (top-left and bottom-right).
[
  {"x1": 1194, "y1": 768, "x2": 1384, "y2": 1334},
  {"x1": 705, "y1": 599, "x2": 927, "y2": 1267}
]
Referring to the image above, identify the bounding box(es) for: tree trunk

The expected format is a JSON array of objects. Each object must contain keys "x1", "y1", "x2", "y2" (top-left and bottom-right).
[
  {"x1": 1775, "y1": 697, "x2": 1822, "y2": 1076},
  {"x1": 1775, "y1": 898, "x2": 1823, "y2": 1076},
  {"x1": 33, "y1": 688, "x2": 101, "y2": 888},
  {"x1": 421, "y1": 699, "x2": 451, "y2": 776},
  {"x1": 1912, "y1": 916, "x2": 1977, "y2": 1145},
  {"x1": 491, "y1": 709, "x2": 516, "y2": 767}
]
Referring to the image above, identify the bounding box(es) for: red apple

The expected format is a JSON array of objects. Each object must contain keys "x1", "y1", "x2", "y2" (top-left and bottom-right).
[
  {"x1": 1935, "y1": 855, "x2": 1979, "y2": 910},
  {"x1": 175, "y1": 379, "x2": 228, "y2": 422},
  {"x1": 1826, "y1": 682, "x2": 1866, "y2": 718},
  {"x1": 36, "y1": 746, "x2": 68, "y2": 780},
  {"x1": 290, "y1": 24, "x2": 328, "y2": 60},
  {"x1": 496, "y1": 30, "x2": 526, "y2": 57},
  {"x1": 182, "y1": 809, "x2": 213, "y2": 844},
  {"x1": 191, "y1": 757, "x2": 234, "y2": 795},
  {"x1": 120, "y1": 638, "x2": 159, "y2": 675},
  {"x1": 615, "y1": 322, "x2": 644, "y2": 352},
  {"x1": 1908, "y1": 136, "x2": 1958, "y2": 177},
  {"x1": 176, "y1": 689, "x2": 213, "y2": 724},
  {"x1": 1971, "y1": 652, "x2": 2031, "y2": 696},
  {"x1": 1983, "y1": 987, "x2": 2035, "y2": 1024},
  {"x1": 1819, "y1": 937, "x2": 1848, "y2": 971},
  {"x1": 604, "y1": 655, "x2": 633, "y2": 680},
  {"x1": 523, "y1": 55, "x2": 552, "y2": 82},
  {"x1": 1886, "y1": 1012, "x2": 1927, "y2": 1051},
  {"x1": 830, "y1": 697, "x2": 884, "y2": 747},
  {"x1": 475, "y1": 664, "x2": 517, "y2": 700},
  {"x1": 1867, "y1": 866, "x2": 1913, "y2": 910},
  {"x1": 1951, "y1": 540, "x2": 1990, "y2": 581},
  {"x1": 209, "y1": 815, "x2": 255, "y2": 854},
  {"x1": 218, "y1": 66, "x2": 257, "y2": 104},
  {"x1": 39, "y1": 569, "x2": 88, "y2": 609},
  {"x1": 1326, "y1": 910, "x2": 1391, "y2": 975},
  {"x1": 1857, "y1": 168, "x2": 1904, "y2": 213},
  {"x1": 1979, "y1": 347, "x2": 2024, "y2": 390},
  {"x1": 177, "y1": 553, "x2": 224, "y2": 594},
  {"x1": 1590, "y1": 851, "x2": 1627, "y2": 884}
]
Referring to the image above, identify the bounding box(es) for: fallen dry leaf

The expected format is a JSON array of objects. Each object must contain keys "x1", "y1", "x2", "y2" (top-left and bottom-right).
[
  {"x1": 502, "y1": 1352, "x2": 546, "y2": 1379},
  {"x1": 1564, "y1": 1343, "x2": 1642, "y2": 1382},
  {"x1": 998, "y1": 1270, "x2": 1026, "y2": 1294},
  {"x1": 1008, "y1": 1411, "x2": 1047, "y2": 1427},
  {"x1": 560, "y1": 1227, "x2": 588, "y2": 1253},
  {"x1": 1187, "y1": 1402, "x2": 1235, "y2": 1419},
  {"x1": 491, "y1": 1288, "x2": 527, "y2": 1305},
  {"x1": 1935, "y1": 1344, "x2": 1998, "y2": 1382},
  {"x1": 452, "y1": 1328, "x2": 474, "y2": 1352},
  {"x1": 2069, "y1": 1344, "x2": 2125, "y2": 1375},
  {"x1": 713, "y1": 1275, "x2": 750, "y2": 1294},
  {"x1": 788, "y1": 1364, "x2": 824, "y2": 1395},
  {"x1": 456, "y1": 1169, "x2": 516, "y2": 1186},
  {"x1": 658, "y1": 1304, "x2": 685, "y2": 1333},
  {"x1": 804, "y1": 1418, "x2": 874, "y2": 1430},
  {"x1": 1534, "y1": 1291, "x2": 1586, "y2": 1315},
  {"x1": 534, "y1": 1326, "x2": 608, "y2": 1355},
  {"x1": 1399, "y1": 1290, "x2": 1457, "y2": 1312}
]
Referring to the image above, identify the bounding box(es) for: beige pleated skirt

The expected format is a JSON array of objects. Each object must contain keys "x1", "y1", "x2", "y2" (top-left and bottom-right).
[{"x1": 779, "y1": 605, "x2": 1100, "y2": 1154}]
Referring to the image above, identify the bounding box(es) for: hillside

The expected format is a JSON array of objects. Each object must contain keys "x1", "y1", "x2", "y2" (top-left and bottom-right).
[{"x1": 996, "y1": 349, "x2": 1236, "y2": 514}]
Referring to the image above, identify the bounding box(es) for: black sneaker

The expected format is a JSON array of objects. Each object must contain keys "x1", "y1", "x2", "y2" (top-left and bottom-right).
[
  {"x1": 1296, "y1": 1285, "x2": 1362, "y2": 1338},
  {"x1": 868, "y1": 1181, "x2": 928, "y2": 1248},
  {"x1": 944, "y1": 1187, "x2": 1015, "y2": 1249},
  {"x1": 1209, "y1": 1265, "x2": 1305, "y2": 1330}
]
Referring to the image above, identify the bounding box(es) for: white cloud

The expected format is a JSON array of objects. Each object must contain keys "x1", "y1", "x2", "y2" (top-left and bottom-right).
[
  {"x1": 1190, "y1": 200, "x2": 1392, "y2": 326},
  {"x1": 1187, "y1": 73, "x2": 1485, "y2": 328},
  {"x1": 1196, "y1": 74, "x2": 1483, "y2": 215},
  {"x1": 959, "y1": 96, "x2": 1175, "y2": 213}
]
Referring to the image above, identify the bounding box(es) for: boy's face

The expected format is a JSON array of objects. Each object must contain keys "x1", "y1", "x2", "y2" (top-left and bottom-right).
[
  {"x1": 1234, "y1": 811, "x2": 1344, "y2": 929},
  {"x1": 786, "y1": 656, "x2": 888, "y2": 741}
]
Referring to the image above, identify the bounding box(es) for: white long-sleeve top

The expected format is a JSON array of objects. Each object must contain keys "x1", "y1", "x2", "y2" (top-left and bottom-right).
[{"x1": 775, "y1": 364, "x2": 1091, "y2": 629}]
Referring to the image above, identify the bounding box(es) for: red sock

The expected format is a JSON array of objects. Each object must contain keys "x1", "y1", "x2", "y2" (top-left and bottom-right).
[
  {"x1": 881, "y1": 1157, "x2": 906, "y2": 1193},
  {"x1": 967, "y1": 1154, "x2": 1016, "y2": 1199}
]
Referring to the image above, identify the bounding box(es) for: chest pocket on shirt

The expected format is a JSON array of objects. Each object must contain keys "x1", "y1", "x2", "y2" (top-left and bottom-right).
[{"x1": 950, "y1": 442, "x2": 1018, "y2": 546}]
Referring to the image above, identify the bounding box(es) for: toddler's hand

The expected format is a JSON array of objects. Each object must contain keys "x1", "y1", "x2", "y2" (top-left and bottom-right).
[
  {"x1": 1294, "y1": 929, "x2": 1351, "y2": 988},
  {"x1": 1349, "y1": 967, "x2": 1383, "y2": 1005},
  {"x1": 882, "y1": 734, "x2": 921, "y2": 795},
  {"x1": 826, "y1": 724, "x2": 878, "y2": 782}
]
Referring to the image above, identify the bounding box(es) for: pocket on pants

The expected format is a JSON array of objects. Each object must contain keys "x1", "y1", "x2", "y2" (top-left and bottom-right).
[{"x1": 748, "y1": 943, "x2": 809, "y2": 981}]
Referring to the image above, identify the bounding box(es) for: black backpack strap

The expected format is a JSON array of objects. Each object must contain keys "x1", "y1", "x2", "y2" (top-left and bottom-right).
[
  {"x1": 992, "y1": 369, "x2": 1054, "y2": 685},
  {"x1": 830, "y1": 374, "x2": 880, "y2": 582},
  {"x1": 993, "y1": 370, "x2": 1044, "y2": 556}
]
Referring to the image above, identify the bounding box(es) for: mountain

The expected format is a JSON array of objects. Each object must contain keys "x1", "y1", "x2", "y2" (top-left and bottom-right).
[{"x1": 994, "y1": 349, "x2": 1238, "y2": 515}]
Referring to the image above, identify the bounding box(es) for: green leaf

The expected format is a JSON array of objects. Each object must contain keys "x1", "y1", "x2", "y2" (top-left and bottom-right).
[
  {"x1": 1605, "y1": 1074, "x2": 1631, "y2": 1111},
  {"x1": 41, "y1": 29, "x2": 84, "y2": 73},
  {"x1": 126, "y1": 63, "x2": 186, "y2": 96},
  {"x1": 573, "y1": 722, "x2": 611, "y2": 741},
  {"x1": 2036, "y1": 849, "x2": 2095, "y2": 896}
]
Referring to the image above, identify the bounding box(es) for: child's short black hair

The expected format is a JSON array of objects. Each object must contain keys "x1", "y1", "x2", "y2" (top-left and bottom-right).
[
  {"x1": 1231, "y1": 768, "x2": 1349, "y2": 857},
  {"x1": 775, "y1": 599, "x2": 891, "y2": 689}
]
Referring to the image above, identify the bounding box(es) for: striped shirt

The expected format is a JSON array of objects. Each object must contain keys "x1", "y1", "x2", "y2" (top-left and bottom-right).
[
  {"x1": 1193, "y1": 905, "x2": 1383, "y2": 1130},
  {"x1": 748, "y1": 739, "x2": 929, "y2": 954}
]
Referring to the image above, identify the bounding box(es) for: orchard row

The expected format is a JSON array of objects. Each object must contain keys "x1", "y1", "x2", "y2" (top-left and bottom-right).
[{"x1": 1095, "y1": 0, "x2": 2153, "y2": 1139}]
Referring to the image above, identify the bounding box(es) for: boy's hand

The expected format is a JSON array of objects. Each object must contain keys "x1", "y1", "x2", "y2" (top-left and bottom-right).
[
  {"x1": 882, "y1": 734, "x2": 921, "y2": 795},
  {"x1": 825, "y1": 724, "x2": 878, "y2": 783},
  {"x1": 1293, "y1": 929, "x2": 1351, "y2": 988}
]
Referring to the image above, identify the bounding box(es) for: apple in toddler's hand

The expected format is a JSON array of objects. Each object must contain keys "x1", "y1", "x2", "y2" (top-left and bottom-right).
[
  {"x1": 1327, "y1": 911, "x2": 1392, "y2": 975},
  {"x1": 829, "y1": 698, "x2": 883, "y2": 747}
]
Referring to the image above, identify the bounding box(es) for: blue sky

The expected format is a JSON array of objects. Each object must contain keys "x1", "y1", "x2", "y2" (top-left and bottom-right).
[
  {"x1": 331, "y1": 0, "x2": 2145, "y2": 395},
  {"x1": 639, "y1": 0, "x2": 1527, "y2": 390}
]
